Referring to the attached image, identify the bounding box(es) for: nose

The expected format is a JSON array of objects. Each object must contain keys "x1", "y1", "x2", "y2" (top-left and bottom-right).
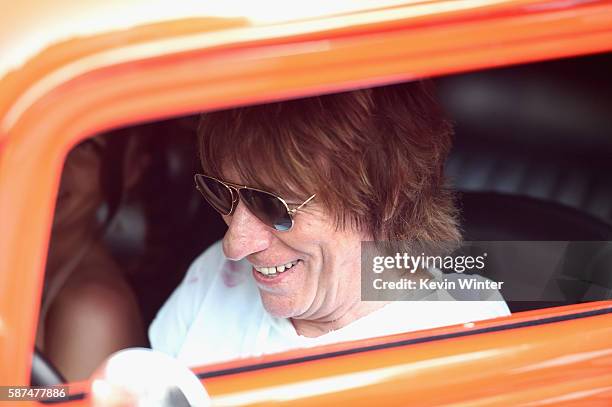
[{"x1": 222, "y1": 201, "x2": 273, "y2": 260}]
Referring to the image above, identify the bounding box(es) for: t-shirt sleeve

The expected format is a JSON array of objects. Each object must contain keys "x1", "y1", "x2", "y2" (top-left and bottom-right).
[{"x1": 148, "y1": 241, "x2": 224, "y2": 357}]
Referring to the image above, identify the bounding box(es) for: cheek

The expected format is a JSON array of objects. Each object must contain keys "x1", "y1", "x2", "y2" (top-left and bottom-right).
[
  {"x1": 275, "y1": 218, "x2": 336, "y2": 261},
  {"x1": 64, "y1": 153, "x2": 102, "y2": 190},
  {"x1": 293, "y1": 209, "x2": 335, "y2": 236}
]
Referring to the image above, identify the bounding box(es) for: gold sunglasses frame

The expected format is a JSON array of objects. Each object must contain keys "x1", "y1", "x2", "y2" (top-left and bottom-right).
[{"x1": 194, "y1": 174, "x2": 316, "y2": 231}]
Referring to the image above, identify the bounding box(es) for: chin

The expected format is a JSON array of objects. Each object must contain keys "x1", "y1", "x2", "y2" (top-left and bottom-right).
[{"x1": 259, "y1": 292, "x2": 301, "y2": 319}]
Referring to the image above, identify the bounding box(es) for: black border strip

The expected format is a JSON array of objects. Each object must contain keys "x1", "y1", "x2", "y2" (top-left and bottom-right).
[{"x1": 40, "y1": 306, "x2": 611, "y2": 404}]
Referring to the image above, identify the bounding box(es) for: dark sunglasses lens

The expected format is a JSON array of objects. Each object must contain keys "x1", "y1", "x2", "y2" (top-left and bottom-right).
[
  {"x1": 195, "y1": 175, "x2": 233, "y2": 215},
  {"x1": 239, "y1": 189, "x2": 292, "y2": 231}
]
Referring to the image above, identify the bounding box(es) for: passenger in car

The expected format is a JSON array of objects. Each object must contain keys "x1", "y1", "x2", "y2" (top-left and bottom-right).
[
  {"x1": 36, "y1": 135, "x2": 147, "y2": 381},
  {"x1": 149, "y1": 82, "x2": 510, "y2": 366}
]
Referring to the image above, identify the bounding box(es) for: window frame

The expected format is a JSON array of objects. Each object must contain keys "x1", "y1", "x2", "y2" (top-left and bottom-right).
[{"x1": 1, "y1": 0, "x2": 612, "y2": 404}]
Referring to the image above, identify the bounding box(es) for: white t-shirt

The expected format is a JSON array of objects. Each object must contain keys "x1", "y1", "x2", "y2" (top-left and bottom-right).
[{"x1": 149, "y1": 241, "x2": 510, "y2": 367}]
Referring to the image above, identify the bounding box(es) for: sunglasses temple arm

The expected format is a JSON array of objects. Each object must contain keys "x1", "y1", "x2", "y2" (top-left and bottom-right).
[{"x1": 289, "y1": 194, "x2": 316, "y2": 215}]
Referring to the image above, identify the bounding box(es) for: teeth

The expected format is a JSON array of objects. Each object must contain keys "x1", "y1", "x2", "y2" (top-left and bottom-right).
[{"x1": 254, "y1": 261, "x2": 299, "y2": 276}]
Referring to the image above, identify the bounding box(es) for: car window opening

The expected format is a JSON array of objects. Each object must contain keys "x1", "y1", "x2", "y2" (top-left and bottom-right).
[{"x1": 35, "y1": 51, "x2": 612, "y2": 384}]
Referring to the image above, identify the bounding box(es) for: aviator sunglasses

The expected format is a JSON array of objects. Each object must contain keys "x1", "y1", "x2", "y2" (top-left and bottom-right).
[{"x1": 194, "y1": 174, "x2": 316, "y2": 231}]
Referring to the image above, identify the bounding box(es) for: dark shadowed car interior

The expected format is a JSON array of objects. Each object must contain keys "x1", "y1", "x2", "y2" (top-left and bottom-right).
[{"x1": 439, "y1": 52, "x2": 612, "y2": 311}]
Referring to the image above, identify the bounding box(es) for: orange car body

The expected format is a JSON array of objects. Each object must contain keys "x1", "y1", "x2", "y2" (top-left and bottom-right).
[{"x1": 1, "y1": 0, "x2": 612, "y2": 405}]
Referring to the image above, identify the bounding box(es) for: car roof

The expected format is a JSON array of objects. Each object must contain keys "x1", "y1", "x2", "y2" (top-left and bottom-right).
[
  {"x1": 0, "y1": 0, "x2": 554, "y2": 75},
  {"x1": 3, "y1": 0, "x2": 612, "y2": 85},
  {"x1": 2, "y1": 0, "x2": 611, "y2": 140}
]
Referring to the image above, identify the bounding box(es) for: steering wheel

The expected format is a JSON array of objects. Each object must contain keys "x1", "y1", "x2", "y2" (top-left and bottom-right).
[{"x1": 31, "y1": 348, "x2": 65, "y2": 386}]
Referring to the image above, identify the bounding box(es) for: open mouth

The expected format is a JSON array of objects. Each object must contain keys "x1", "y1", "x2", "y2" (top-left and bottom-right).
[{"x1": 253, "y1": 260, "x2": 301, "y2": 278}]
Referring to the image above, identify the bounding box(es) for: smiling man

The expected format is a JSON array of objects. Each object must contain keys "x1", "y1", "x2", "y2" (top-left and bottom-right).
[{"x1": 148, "y1": 82, "x2": 509, "y2": 366}]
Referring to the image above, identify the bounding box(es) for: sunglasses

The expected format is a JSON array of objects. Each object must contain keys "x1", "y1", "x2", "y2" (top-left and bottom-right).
[{"x1": 194, "y1": 174, "x2": 316, "y2": 231}]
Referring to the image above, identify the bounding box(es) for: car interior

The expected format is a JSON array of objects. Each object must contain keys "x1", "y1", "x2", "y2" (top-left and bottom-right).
[
  {"x1": 438, "y1": 52, "x2": 612, "y2": 310},
  {"x1": 33, "y1": 51, "x2": 612, "y2": 386}
]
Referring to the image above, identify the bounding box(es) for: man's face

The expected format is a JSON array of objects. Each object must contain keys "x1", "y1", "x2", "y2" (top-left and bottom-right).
[{"x1": 220, "y1": 175, "x2": 368, "y2": 323}]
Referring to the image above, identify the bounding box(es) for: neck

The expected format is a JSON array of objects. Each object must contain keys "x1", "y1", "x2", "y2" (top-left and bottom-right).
[{"x1": 290, "y1": 300, "x2": 389, "y2": 338}]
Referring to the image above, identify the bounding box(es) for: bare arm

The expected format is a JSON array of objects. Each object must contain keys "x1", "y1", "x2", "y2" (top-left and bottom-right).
[{"x1": 44, "y1": 273, "x2": 146, "y2": 382}]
